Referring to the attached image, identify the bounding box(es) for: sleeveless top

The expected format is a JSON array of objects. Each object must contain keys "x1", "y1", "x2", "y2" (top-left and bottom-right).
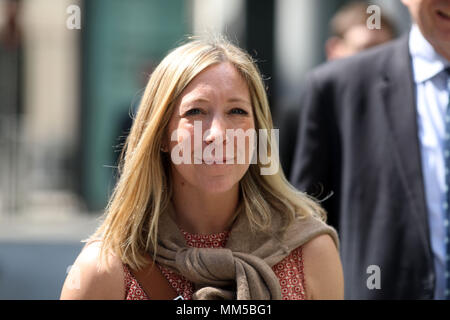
[{"x1": 123, "y1": 229, "x2": 307, "y2": 300}]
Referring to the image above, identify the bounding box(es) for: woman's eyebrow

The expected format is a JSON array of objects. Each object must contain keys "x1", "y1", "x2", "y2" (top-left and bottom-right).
[
  {"x1": 181, "y1": 97, "x2": 210, "y2": 105},
  {"x1": 227, "y1": 97, "x2": 251, "y2": 105},
  {"x1": 182, "y1": 97, "x2": 251, "y2": 105}
]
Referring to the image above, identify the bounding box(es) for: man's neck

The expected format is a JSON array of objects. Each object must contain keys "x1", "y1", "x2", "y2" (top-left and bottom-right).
[{"x1": 430, "y1": 40, "x2": 450, "y2": 62}]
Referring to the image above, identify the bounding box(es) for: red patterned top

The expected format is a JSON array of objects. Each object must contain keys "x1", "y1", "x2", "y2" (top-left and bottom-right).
[{"x1": 123, "y1": 230, "x2": 306, "y2": 300}]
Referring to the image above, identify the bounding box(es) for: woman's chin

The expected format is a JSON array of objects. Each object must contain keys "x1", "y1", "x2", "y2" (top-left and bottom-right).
[
  {"x1": 171, "y1": 163, "x2": 249, "y2": 195},
  {"x1": 194, "y1": 175, "x2": 239, "y2": 195}
]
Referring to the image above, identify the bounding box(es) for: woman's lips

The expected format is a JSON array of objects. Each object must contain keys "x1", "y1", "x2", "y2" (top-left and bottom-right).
[{"x1": 194, "y1": 157, "x2": 235, "y2": 164}]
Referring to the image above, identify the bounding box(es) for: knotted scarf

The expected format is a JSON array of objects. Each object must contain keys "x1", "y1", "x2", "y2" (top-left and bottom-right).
[{"x1": 152, "y1": 203, "x2": 339, "y2": 300}]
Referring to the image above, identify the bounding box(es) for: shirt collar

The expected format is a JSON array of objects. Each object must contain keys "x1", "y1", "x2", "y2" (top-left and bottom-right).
[{"x1": 409, "y1": 24, "x2": 450, "y2": 84}]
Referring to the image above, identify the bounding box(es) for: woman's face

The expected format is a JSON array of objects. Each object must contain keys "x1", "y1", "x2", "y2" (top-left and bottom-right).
[{"x1": 165, "y1": 62, "x2": 255, "y2": 195}]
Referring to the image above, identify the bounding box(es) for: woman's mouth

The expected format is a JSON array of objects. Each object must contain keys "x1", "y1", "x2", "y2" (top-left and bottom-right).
[{"x1": 195, "y1": 157, "x2": 235, "y2": 164}]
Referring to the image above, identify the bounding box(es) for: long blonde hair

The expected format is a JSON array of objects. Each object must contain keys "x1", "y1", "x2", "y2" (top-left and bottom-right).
[{"x1": 90, "y1": 36, "x2": 326, "y2": 270}]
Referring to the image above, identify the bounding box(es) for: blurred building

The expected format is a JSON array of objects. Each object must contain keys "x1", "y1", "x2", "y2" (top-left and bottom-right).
[{"x1": 0, "y1": 0, "x2": 411, "y2": 299}]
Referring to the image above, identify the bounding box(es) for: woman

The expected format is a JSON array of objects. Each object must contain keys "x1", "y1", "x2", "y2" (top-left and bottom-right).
[{"x1": 60, "y1": 37, "x2": 344, "y2": 300}]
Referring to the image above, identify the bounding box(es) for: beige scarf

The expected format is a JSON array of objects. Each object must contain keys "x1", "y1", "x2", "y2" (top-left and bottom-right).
[{"x1": 152, "y1": 203, "x2": 339, "y2": 300}]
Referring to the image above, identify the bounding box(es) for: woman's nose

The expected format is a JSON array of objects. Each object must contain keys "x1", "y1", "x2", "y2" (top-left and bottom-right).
[{"x1": 204, "y1": 116, "x2": 228, "y2": 145}]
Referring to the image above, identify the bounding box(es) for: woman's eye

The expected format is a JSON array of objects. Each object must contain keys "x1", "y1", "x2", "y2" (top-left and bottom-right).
[
  {"x1": 185, "y1": 108, "x2": 202, "y2": 116},
  {"x1": 230, "y1": 108, "x2": 248, "y2": 115}
]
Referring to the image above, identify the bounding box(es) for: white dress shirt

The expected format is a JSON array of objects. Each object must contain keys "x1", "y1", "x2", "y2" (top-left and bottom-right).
[{"x1": 409, "y1": 24, "x2": 450, "y2": 299}]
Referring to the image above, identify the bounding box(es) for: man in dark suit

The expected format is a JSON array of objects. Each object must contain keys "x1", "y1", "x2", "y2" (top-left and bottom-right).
[
  {"x1": 290, "y1": 0, "x2": 450, "y2": 299},
  {"x1": 279, "y1": 1, "x2": 394, "y2": 179}
]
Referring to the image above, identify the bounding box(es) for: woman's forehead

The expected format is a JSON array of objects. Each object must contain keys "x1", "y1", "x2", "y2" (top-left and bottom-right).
[{"x1": 179, "y1": 63, "x2": 250, "y2": 102}]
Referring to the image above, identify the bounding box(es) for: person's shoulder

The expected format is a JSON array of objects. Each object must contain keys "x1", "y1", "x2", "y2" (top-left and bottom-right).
[
  {"x1": 310, "y1": 35, "x2": 409, "y2": 85},
  {"x1": 60, "y1": 240, "x2": 125, "y2": 300},
  {"x1": 302, "y1": 234, "x2": 344, "y2": 300},
  {"x1": 302, "y1": 233, "x2": 337, "y2": 257}
]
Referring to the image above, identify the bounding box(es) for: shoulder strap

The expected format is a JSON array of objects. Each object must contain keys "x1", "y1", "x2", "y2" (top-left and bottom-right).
[{"x1": 129, "y1": 256, "x2": 178, "y2": 300}]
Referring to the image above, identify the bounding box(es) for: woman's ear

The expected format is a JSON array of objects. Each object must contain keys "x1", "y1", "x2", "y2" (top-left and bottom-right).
[
  {"x1": 161, "y1": 144, "x2": 169, "y2": 153},
  {"x1": 161, "y1": 129, "x2": 170, "y2": 153}
]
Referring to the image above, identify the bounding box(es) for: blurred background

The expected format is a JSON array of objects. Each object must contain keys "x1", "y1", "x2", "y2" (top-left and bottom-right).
[{"x1": 0, "y1": 0, "x2": 410, "y2": 299}]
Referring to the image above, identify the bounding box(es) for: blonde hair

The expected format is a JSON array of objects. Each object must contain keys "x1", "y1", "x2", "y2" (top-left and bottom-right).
[{"x1": 90, "y1": 36, "x2": 326, "y2": 270}]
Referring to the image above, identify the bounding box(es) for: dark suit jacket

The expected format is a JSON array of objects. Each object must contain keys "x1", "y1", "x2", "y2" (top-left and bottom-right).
[{"x1": 290, "y1": 35, "x2": 435, "y2": 299}]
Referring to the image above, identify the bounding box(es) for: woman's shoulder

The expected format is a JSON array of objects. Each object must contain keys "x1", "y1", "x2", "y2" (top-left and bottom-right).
[
  {"x1": 302, "y1": 233, "x2": 337, "y2": 257},
  {"x1": 60, "y1": 240, "x2": 125, "y2": 300},
  {"x1": 301, "y1": 234, "x2": 344, "y2": 300}
]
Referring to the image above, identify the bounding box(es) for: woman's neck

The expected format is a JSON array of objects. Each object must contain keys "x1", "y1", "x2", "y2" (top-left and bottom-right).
[{"x1": 171, "y1": 179, "x2": 240, "y2": 235}]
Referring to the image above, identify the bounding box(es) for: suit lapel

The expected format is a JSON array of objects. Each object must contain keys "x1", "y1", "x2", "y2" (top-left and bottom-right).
[{"x1": 379, "y1": 35, "x2": 431, "y2": 251}]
